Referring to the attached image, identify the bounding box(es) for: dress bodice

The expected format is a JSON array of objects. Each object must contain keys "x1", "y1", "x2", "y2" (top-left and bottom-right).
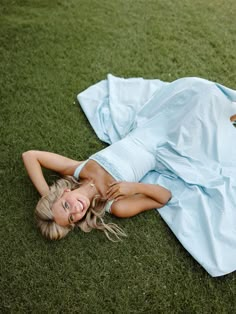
[{"x1": 74, "y1": 133, "x2": 156, "y2": 182}]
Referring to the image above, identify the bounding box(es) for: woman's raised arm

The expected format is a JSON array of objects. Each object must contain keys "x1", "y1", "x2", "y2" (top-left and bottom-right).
[{"x1": 22, "y1": 150, "x2": 82, "y2": 196}]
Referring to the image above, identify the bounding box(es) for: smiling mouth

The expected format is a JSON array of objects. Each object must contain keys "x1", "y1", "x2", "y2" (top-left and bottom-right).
[{"x1": 77, "y1": 199, "x2": 85, "y2": 211}]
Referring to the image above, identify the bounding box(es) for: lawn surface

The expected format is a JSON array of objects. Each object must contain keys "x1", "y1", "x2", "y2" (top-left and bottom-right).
[{"x1": 0, "y1": 0, "x2": 236, "y2": 313}]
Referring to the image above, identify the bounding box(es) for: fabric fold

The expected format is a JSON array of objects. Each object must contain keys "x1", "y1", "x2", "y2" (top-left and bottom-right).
[{"x1": 77, "y1": 74, "x2": 236, "y2": 277}]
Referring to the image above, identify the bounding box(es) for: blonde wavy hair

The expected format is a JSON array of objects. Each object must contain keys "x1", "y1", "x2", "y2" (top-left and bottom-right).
[{"x1": 35, "y1": 176, "x2": 126, "y2": 241}]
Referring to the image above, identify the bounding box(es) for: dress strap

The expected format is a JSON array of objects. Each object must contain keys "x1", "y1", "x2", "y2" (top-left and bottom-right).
[
  {"x1": 104, "y1": 200, "x2": 114, "y2": 214},
  {"x1": 73, "y1": 160, "x2": 89, "y2": 179}
]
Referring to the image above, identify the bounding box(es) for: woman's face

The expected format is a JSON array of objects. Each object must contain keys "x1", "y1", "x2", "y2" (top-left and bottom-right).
[{"x1": 52, "y1": 189, "x2": 90, "y2": 226}]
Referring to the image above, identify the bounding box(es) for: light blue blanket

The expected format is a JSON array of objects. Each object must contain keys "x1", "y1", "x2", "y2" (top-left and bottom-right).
[{"x1": 77, "y1": 74, "x2": 236, "y2": 277}]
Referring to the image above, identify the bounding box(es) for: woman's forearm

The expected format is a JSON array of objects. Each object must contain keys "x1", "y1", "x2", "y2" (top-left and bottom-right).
[
  {"x1": 22, "y1": 150, "x2": 82, "y2": 196},
  {"x1": 106, "y1": 181, "x2": 171, "y2": 204},
  {"x1": 108, "y1": 182, "x2": 172, "y2": 218},
  {"x1": 22, "y1": 151, "x2": 50, "y2": 196},
  {"x1": 133, "y1": 182, "x2": 172, "y2": 205}
]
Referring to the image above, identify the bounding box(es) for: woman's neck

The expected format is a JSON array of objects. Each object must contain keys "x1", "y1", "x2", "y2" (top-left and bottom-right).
[{"x1": 75, "y1": 180, "x2": 99, "y2": 202}]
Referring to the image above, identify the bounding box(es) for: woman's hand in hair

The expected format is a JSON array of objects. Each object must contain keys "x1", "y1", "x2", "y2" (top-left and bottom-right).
[{"x1": 22, "y1": 150, "x2": 82, "y2": 196}]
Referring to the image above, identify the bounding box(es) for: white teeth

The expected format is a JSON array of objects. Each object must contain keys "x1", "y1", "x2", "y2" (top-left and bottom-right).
[{"x1": 78, "y1": 200, "x2": 84, "y2": 211}]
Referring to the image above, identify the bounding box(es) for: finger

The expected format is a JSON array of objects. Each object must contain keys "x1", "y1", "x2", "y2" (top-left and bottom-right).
[
  {"x1": 107, "y1": 188, "x2": 119, "y2": 199},
  {"x1": 106, "y1": 186, "x2": 115, "y2": 194},
  {"x1": 106, "y1": 186, "x2": 117, "y2": 197},
  {"x1": 108, "y1": 192, "x2": 120, "y2": 200},
  {"x1": 108, "y1": 191, "x2": 123, "y2": 200},
  {"x1": 109, "y1": 181, "x2": 120, "y2": 187},
  {"x1": 114, "y1": 196, "x2": 125, "y2": 201},
  {"x1": 106, "y1": 184, "x2": 121, "y2": 195}
]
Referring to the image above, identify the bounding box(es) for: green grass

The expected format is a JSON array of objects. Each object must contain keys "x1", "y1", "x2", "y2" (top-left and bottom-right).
[{"x1": 1, "y1": 0, "x2": 236, "y2": 313}]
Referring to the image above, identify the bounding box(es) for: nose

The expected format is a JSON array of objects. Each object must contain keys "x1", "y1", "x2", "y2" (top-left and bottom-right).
[{"x1": 71, "y1": 202, "x2": 82, "y2": 214}]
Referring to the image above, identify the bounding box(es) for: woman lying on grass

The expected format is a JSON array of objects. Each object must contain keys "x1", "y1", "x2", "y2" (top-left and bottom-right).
[
  {"x1": 22, "y1": 150, "x2": 172, "y2": 241},
  {"x1": 23, "y1": 75, "x2": 236, "y2": 276}
]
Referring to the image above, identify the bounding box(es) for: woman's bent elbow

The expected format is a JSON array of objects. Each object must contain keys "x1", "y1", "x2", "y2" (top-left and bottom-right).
[
  {"x1": 22, "y1": 151, "x2": 29, "y2": 162},
  {"x1": 22, "y1": 150, "x2": 36, "y2": 160},
  {"x1": 162, "y1": 190, "x2": 172, "y2": 205}
]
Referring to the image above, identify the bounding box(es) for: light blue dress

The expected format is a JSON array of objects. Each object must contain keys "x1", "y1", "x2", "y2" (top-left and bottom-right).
[{"x1": 75, "y1": 74, "x2": 236, "y2": 277}]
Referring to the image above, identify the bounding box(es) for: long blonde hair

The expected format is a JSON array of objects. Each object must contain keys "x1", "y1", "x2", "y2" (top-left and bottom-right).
[{"x1": 35, "y1": 176, "x2": 126, "y2": 241}]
